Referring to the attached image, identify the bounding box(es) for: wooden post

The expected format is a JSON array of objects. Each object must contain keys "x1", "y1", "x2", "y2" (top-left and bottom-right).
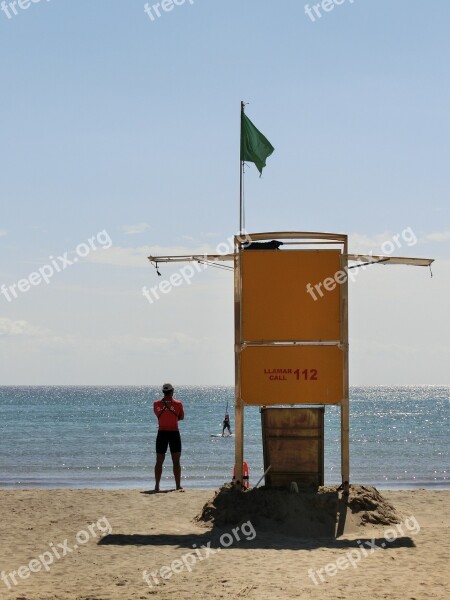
[
  {"x1": 340, "y1": 237, "x2": 350, "y2": 494},
  {"x1": 234, "y1": 238, "x2": 244, "y2": 488}
]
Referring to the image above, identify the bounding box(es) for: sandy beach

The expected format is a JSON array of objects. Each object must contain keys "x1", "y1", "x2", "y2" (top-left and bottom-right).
[{"x1": 0, "y1": 487, "x2": 448, "y2": 599}]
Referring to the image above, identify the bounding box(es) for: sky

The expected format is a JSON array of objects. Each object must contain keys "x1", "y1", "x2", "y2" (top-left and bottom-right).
[{"x1": 0, "y1": 0, "x2": 449, "y2": 385}]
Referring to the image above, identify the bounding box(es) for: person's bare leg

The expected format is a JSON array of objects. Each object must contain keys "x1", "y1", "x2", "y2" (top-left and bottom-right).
[
  {"x1": 155, "y1": 454, "x2": 165, "y2": 491},
  {"x1": 171, "y1": 452, "x2": 182, "y2": 489}
]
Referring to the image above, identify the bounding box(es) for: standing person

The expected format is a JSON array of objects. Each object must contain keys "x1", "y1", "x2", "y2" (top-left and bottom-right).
[
  {"x1": 222, "y1": 413, "x2": 232, "y2": 436},
  {"x1": 153, "y1": 383, "x2": 184, "y2": 491}
]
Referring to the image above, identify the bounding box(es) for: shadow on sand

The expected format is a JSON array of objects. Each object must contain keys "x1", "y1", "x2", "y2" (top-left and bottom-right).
[
  {"x1": 98, "y1": 532, "x2": 416, "y2": 551},
  {"x1": 140, "y1": 489, "x2": 181, "y2": 495},
  {"x1": 98, "y1": 485, "x2": 412, "y2": 551}
]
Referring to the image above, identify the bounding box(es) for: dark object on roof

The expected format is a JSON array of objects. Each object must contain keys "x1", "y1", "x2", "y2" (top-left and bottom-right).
[{"x1": 244, "y1": 240, "x2": 284, "y2": 250}]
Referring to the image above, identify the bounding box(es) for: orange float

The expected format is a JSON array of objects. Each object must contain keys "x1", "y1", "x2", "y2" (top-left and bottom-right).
[{"x1": 233, "y1": 461, "x2": 249, "y2": 489}]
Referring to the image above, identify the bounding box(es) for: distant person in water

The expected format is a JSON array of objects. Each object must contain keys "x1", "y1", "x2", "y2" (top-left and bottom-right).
[
  {"x1": 222, "y1": 413, "x2": 232, "y2": 436},
  {"x1": 153, "y1": 383, "x2": 184, "y2": 491}
]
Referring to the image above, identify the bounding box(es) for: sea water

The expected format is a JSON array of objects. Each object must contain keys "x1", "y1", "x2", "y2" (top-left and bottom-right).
[{"x1": 0, "y1": 386, "x2": 448, "y2": 489}]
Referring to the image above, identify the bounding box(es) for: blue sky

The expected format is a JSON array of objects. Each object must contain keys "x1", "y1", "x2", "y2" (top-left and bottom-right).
[{"x1": 0, "y1": 0, "x2": 449, "y2": 384}]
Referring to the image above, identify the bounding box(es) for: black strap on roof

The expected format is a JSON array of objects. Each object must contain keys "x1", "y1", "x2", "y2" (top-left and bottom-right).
[{"x1": 244, "y1": 240, "x2": 283, "y2": 250}]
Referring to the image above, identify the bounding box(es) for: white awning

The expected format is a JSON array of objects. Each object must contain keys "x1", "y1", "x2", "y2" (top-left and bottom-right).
[
  {"x1": 148, "y1": 254, "x2": 234, "y2": 263},
  {"x1": 346, "y1": 254, "x2": 434, "y2": 268},
  {"x1": 148, "y1": 253, "x2": 434, "y2": 268}
]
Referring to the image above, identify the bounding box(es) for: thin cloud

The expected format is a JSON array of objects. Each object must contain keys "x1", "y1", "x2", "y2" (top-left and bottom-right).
[
  {"x1": 0, "y1": 318, "x2": 48, "y2": 337},
  {"x1": 122, "y1": 223, "x2": 150, "y2": 235},
  {"x1": 349, "y1": 232, "x2": 393, "y2": 253},
  {"x1": 0, "y1": 229, "x2": 7, "y2": 237},
  {"x1": 421, "y1": 231, "x2": 450, "y2": 243}
]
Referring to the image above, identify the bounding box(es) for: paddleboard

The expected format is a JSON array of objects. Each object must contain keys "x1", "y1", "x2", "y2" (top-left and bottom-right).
[{"x1": 210, "y1": 433, "x2": 234, "y2": 438}]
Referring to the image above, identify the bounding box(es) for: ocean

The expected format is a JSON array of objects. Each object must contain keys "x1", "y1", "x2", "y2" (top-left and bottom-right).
[{"x1": 0, "y1": 386, "x2": 448, "y2": 490}]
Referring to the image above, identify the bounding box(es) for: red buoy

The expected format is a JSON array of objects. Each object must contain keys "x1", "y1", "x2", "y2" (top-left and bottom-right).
[{"x1": 233, "y1": 461, "x2": 250, "y2": 489}]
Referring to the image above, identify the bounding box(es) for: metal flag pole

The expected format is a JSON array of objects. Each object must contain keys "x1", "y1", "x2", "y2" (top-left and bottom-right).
[{"x1": 239, "y1": 100, "x2": 245, "y2": 234}]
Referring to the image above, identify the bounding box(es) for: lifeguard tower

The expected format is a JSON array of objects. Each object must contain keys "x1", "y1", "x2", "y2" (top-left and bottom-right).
[{"x1": 149, "y1": 230, "x2": 433, "y2": 493}]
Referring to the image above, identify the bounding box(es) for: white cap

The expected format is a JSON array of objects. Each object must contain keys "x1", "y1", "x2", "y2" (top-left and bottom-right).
[{"x1": 162, "y1": 383, "x2": 174, "y2": 392}]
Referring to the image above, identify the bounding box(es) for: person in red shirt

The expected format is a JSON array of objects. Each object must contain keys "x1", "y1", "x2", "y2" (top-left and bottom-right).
[{"x1": 153, "y1": 383, "x2": 184, "y2": 491}]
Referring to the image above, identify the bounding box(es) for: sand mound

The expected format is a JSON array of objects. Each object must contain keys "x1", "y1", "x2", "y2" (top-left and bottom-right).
[
  {"x1": 347, "y1": 485, "x2": 402, "y2": 525},
  {"x1": 196, "y1": 484, "x2": 401, "y2": 537}
]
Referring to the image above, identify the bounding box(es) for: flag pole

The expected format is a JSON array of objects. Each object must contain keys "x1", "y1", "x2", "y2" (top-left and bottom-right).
[{"x1": 239, "y1": 101, "x2": 245, "y2": 234}]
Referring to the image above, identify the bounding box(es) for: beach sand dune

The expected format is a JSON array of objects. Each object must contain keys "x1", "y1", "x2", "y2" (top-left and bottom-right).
[
  {"x1": 196, "y1": 484, "x2": 403, "y2": 537},
  {"x1": 0, "y1": 487, "x2": 448, "y2": 599}
]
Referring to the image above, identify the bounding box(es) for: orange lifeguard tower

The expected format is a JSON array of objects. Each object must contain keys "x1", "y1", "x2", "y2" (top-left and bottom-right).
[{"x1": 149, "y1": 230, "x2": 433, "y2": 493}]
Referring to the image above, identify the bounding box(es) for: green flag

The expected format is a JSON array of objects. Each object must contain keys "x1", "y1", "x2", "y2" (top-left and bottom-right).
[{"x1": 241, "y1": 112, "x2": 274, "y2": 175}]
